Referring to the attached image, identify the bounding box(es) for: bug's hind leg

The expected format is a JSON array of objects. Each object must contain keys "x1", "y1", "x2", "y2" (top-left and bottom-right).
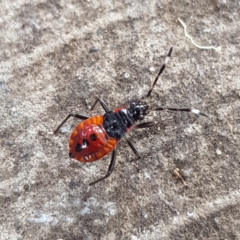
[
  {"x1": 89, "y1": 147, "x2": 117, "y2": 186},
  {"x1": 53, "y1": 113, "x2": 89, "y2": 135},
  {"x1": 39, "y1": 113, "x2": 89, "y2": 136}
]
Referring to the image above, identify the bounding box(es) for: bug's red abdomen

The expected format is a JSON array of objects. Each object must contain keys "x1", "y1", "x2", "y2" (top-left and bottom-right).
[{"x1": 69, "y1": 115, "x2": 118, "y2": 162}]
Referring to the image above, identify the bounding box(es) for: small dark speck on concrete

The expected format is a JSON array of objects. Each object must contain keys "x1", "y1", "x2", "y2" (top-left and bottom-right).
[
  {"x1": 69, "y1": 178, "x2": 78, "y2": 189},
  {"x1": 23, "y1": 184, "x2": 29, "y2": 191},
  {"x1": 89, "y1": 47, "x2": 98, "y2": 53}
]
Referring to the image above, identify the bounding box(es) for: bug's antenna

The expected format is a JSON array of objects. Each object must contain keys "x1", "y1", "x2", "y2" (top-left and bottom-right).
[{"x1": 146, "y1": 47, "x2": 173, "y2": 98}]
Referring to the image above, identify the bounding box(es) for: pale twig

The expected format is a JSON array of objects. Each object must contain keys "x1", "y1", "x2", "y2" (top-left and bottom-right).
[
  {"x1": 173, "y1": 168, "x2": 187, "y2": 186},
  {"x1": 178, "y1": 18, "x2": 221, "y2": 52}
]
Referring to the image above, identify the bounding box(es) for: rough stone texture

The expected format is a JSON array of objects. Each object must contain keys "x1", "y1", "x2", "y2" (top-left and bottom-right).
[{"x1": 0, "y1": 1, "x2": 240, "y2": 240}]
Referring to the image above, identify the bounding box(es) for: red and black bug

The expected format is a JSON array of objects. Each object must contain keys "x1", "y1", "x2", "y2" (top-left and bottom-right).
[{"x1": 53, "y1": 48, "x2": 207, "y2": 186}]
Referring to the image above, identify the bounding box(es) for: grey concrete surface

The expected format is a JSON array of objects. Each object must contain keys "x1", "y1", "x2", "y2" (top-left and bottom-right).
[{"x1": 0, "y1": 0, "x2": 240, "y2": 239}]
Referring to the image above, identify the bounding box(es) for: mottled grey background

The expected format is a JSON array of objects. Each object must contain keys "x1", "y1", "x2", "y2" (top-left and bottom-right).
[{"x1": 0, "y1": 0, "x2": 240, "y2": 240}]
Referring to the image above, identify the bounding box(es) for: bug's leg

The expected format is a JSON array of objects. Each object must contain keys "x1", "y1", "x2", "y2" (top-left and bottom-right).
[
  {"x1": 153, "y1": 107, "x2": 208, "y2": 117},
  {"x1": 125, "y1": 138, "x2": 141, "y2": 162},
  {"x1": 53, "y1": 113, "x2": 89, "y2": 135},
  {"x1": 90, "y1": 98, "x2": 110, "y2": 112},
  {"x1": 125, "y1": 122, "x2": 155, "y2": 162},
  {"x1": 89, "y1": 147, "x2": 117, "y2": 186},
  {"x1": 134, "y1": 121, "x2": 155, "y2": 129},
  {"x1": 146, "y1": 47, "x2": 173, "y2": 98}
]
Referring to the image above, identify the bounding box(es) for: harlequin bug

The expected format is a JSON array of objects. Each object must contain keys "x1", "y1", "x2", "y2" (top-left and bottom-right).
[{"x1": 53, "y1": 48, "x2": 207, "y2": 186}]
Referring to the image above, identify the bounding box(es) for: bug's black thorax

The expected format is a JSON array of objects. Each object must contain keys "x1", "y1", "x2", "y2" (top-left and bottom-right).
[{"x1": 103, "y1": 101, "x2": 149, "y2": 140}]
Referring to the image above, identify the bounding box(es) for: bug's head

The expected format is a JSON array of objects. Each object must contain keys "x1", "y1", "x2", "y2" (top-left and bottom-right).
[{"x1": 129, "y1": 100, "x2": 149, "y2": 121}]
